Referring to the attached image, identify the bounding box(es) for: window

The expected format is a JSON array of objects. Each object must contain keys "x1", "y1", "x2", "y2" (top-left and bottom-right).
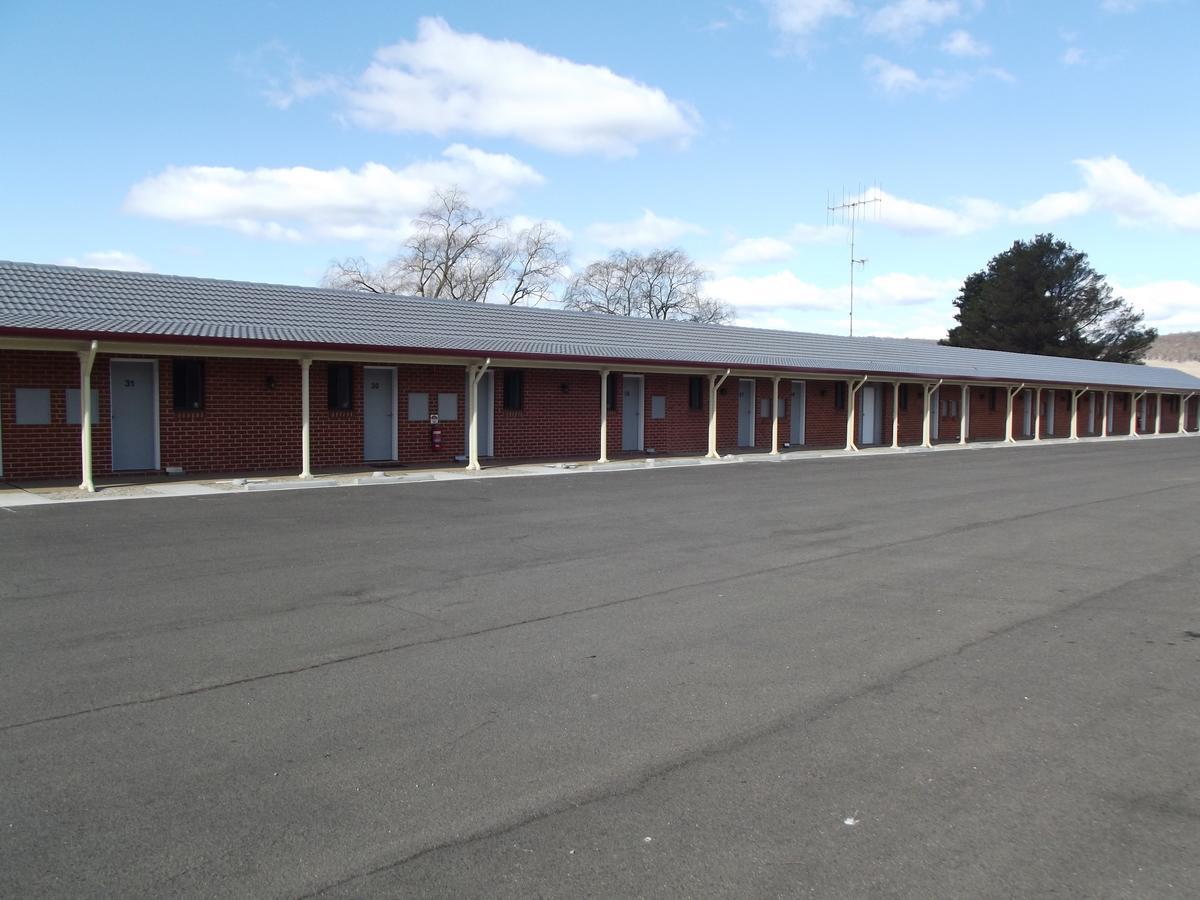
[
  {"x1": 14, "y1": 388, "x2": 50, "y2": 424},
  {"x1": 437, "y1": 392, "x2": 458, "y2": 421},
  {"x1": 65, "y1": 389, "x2": 100, "y2": 425},
  {"x1": 834, "y1": 382, "x2": 847, "y2": 411},
  {"x1": 172, "y1": 359, "x2": 204, "y2": 410},
  {"x1": 651, "y1": 395, "x2": 667, "y2": 419},
  {"x1": 899, "y1": 384, "x2": 909, "y2": 411},
  {"x1": 408, "y1": 392, "x2": 429, "y2": 422},
  {"x1": 989, "y1": 387, "x2": 998, "y2": 412},
  {"x1": 503, "y1": 370, "x2": 524, "y2": 410},
  {"x1": 327, "y1": 364, "x2": 353, "y2": 410},
  {"x1": 688, "y1": 375, "x2": 704, "y2": 410},
  {"x1": 607, "y1": 373, "x2": 618, "y2": 411}
]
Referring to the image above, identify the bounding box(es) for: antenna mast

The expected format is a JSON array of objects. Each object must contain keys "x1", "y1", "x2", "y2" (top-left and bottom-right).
[{"x1": 827, "y1": 185, "x2": 882, "y2": 337}]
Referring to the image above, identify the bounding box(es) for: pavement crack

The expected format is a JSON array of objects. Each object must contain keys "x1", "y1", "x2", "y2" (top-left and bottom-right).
[
  {"x1": 298, "y1": 551, "x2": 1200, "y2": 898},
  {"x1": 4, "y1": 476, "x2": 1196, "y2": 734}
]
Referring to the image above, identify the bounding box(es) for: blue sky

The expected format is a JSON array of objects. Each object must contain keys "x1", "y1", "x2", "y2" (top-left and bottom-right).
[{"x1": 2, "y1": 0, "x2": 1198, "y2": 337}]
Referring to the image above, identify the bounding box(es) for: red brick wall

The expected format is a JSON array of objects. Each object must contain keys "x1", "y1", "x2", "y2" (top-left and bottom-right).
[
  {"x1": 4, "y1": 348, "x2": 1199, "y2": 480},
  {"x1": 0, "y1": 349, "x2": 109, "y2": 480},
  {"x1": 493, "y1": 367, "x2": 600, "y2": 459},
  {"x1": 802, "y1": 380, "x2": 850, "y2": 448},
  {"x1": 644, "y1": 373, "x2": 708, "y2": 455}
]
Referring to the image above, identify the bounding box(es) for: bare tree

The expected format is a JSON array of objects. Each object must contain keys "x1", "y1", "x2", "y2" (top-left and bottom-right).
[
  {"x1": 504, "y1": 223, "x2": 569, "y2": 306},
  {"x1": 322, "y1": 255, "x2": 402, "y2": 294},
  {"x1": 323, "y1": 188, "x2": 567, "y2": 305},
  {"x1": 563, "y1": 249, "x2": 732, "y2": 324}
]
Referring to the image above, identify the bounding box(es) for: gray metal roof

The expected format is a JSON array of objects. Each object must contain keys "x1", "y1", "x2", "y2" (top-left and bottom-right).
[{"x1": 2, "y1": 260, "x2": 1198, "y2": 392}]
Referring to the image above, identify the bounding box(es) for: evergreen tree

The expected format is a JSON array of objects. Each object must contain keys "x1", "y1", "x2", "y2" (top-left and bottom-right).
[{"x1": 943, "y1": 234, "x2": 1156, "y2": 363}]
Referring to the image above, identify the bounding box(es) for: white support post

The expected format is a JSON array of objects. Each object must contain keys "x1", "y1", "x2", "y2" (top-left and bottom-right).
[
  {"x1": 845, "y1": 378, "x2": 865, "y2": 452},
  {"x1": 598, "y1": 369, "x2": 610, "y2": 463},
  {"x1": 921, "y1": 380, "x2": 941, "y2": 448},
  {"x1": 1033, "y1": 387, "x2": 1043, "y2": 442},
  {"x1": 1130, "y1": 391, "x2": 1142, "y2": 437},
  {"x1": 78, "y1": 340, "x2": 98, "y2": 492},
  {"x1": 466, "y1": 358, "x2": 491, "y2": 471},
  {"x1": 299, "y1": 357, "x2": 312, "y2": 479},
  {"x1": 1179, "y1": 393, "x2": 1194, "y2": 434},
  {"x1": 1155, "y1": 392, "x2": 1163, "y2": 434},
  {"x1": 891, "y1": 381, "x2": 900, "y2": 449},
  {"x1": 1005, "y1": 384, "x2": 1023, "y2": 444},
  {"x1": 958, "y1": 384, "x2": 969, "y2": 446},
  {"x1": 1069, "y1": 389, "x2": 1085, "y2": 440},
  {"x1": 770, "y1": 377, "x2": 781, "y2": 455},
  {"x1": 1102, "y1": 391, "x2": 1110, "y2": 437},
  {"x1": 707, "y1": 369, "x2": 730, "y2": 459}
]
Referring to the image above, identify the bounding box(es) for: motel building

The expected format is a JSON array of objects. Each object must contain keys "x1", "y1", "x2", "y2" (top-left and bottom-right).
[{"x1": 1, "y1": 260, "x2": 1199, "y2": 490}]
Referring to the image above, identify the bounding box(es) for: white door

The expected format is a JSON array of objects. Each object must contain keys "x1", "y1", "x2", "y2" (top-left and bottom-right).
[
  {"x1": 363, "y1": 367, "x2": 396, "y2": 460},
  {"x1": 110, "y1": 360, "x2": 157, "y2": 470},
  {"x1": 790, "y1": 381, "x2": 806, "y2": 446},
  {"x1": 859, "y1": 384, "x2": 882, "y2": 446},
  {"x1": 1046, "y1": 390, "x2": 1055, "y2": 436},
  {"x1": 466, "y1": 370, "x2": 494, "y2": 457},
  {"x1": 737, "y1": 379, "x2": 755, "y2": 447},
  {"x1": 621, "y1": 374, "x2": 643, "y2": 452},
  {"x1": 930, "y1": 387, "x2": 940, "y2": 441},
  {"x1": 1088, "y1": 393, "x2": 1096, "y2": 434},
  {"x1": 1022, "y1": 389, "x2": 1033, "y2": 436},
  {"x1": 1106, "y1": 394, "x2": 1115, "y2": 433}
]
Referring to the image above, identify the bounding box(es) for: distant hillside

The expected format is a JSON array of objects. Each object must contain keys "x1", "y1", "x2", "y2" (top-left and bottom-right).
[{"x1": 1149, "y1": 331, "x2": 1200, "y2": 362}]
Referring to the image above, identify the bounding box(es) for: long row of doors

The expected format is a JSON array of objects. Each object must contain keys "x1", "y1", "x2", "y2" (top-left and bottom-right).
[
  {"x1": 96, "y1": 364, "x2": 1164, "y2": 471},
  {"x1": 735, "y1": 380, "x2": 815, "y2": 448},
  {"x1": 104, "y1": 361, "x2": 499, "y2": 471}
]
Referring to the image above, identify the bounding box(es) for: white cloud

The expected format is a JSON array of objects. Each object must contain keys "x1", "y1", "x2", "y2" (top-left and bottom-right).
[
  {"x1": 864, "y1": 56, "x2": 967, "y2": 96},
  {"x1": 874, "y1": 189, "x2": 1001, "y2": 235},
  {"x1": 722, "y1": 236, "x2": 795, "y2": 265},
  {"x1": 586, "y1": 210, "x2": 706, "y2": 249},
  {"x1": 1117, "y1": 280, "x2": 1200, "y2": 333},
  {"x1": 1075, "y1": 157, "x2": 1200, "y2": 229},
  {"x1": 857, "y1": 272, "x2": 960, "y2": 306},
  {"x1": 867, "y1": 0, "x2": 960, "y2": 41},
  {"x1": 1101, "y1": 0, "x2": 1157, "y2": 12},
  {"x1": 343, "y1": 17, "x2": 696, "y2": 156},
  {"x1": 1015, "y1": 157, "x2": 1200, "y2": 230},
  {"x1": 1062, "y1": 46, "x2": 1085, "y2": 66},
  {"x1": 766, "y1": 0, "x2": 855, "y2": 35},
  {"x1": 941, "y1": 29, "x2": 989, "y2": 57},
  {"x1": 789, "y1": 223, "x2": 846, "y2": 243},
  {"x1": 717, "y1": 268, "x2": 959, "y2": 336},
  {"x1": 709, "y1": 270, "x2": 843, "y2": 310},
  {"x1": 60, "y1": 251, "x2": 153, "y2": 272},
  {"x1": 123, "y1": 144, "x2": 543, "y2": 243},
  {"x1": 858, "y1": 159, "x2": 1199, "y2": 237}
]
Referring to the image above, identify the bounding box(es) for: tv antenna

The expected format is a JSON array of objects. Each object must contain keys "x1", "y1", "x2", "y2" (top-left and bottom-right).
[{"x1": 827, "y1": 185, "x2": 882, "y2": 337}]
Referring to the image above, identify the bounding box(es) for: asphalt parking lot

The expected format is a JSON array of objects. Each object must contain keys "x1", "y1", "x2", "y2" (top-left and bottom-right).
[{"x1": 2, "y1": 439, "x2": 1199, "y2": 898}]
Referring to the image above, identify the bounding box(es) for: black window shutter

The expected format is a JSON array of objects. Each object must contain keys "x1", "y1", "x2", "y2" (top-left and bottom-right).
[
  {"x1": 173, "y1": 359, "x2": 204, "y2": 410},
  {"x1": 504, "y1": 370, "x2": 524, "y2": 410},
  {"x1": 328, "y1": 364, "x2": 353, "y2": 410},
  {"x1": 688, "y1": 376, "x2": 704, "y2": 410}
]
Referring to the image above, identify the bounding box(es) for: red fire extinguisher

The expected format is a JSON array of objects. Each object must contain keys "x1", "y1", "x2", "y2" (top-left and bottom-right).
[{"x1": 430, "y1": 414, "x2": 442, "y2": 450}]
